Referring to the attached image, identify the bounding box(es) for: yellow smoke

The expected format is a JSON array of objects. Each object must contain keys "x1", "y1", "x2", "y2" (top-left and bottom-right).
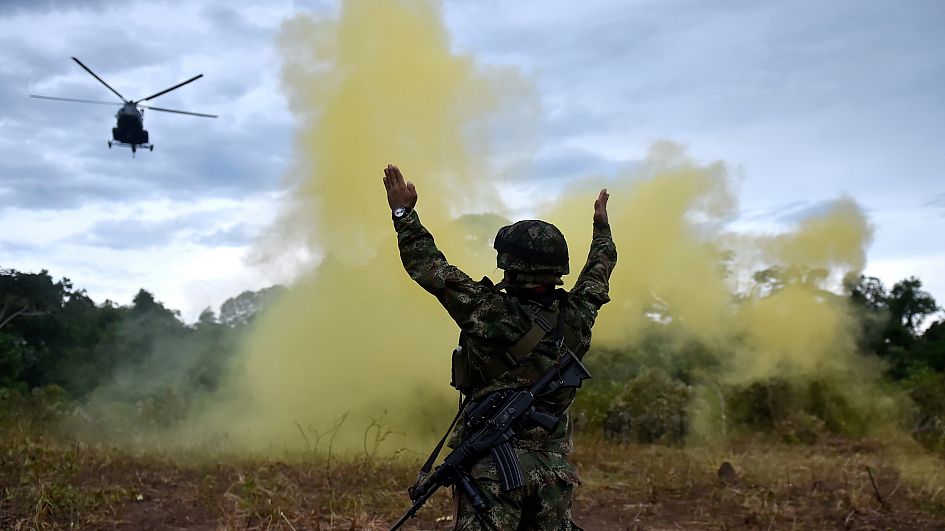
[
  {"x1": 548, "y1": 142, "x2": 738, "y2": 349},
  {"x1": 187, "y1": 0, "x2": 530, "y2": 453},
  {"x1": 187, "y1": 1, "x2": 892, "y2": 452},
  {"x1": 546, "y1": 142, "x2": 880, "y2": 404}
]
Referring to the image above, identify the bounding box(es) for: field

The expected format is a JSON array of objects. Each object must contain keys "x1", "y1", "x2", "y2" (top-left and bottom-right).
[{"x1": 3, "y1": 425, "x2": 945, "y2": 531}]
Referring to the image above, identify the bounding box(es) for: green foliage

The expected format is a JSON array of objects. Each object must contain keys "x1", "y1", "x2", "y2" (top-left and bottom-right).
[
  {"x1": 602, "y1": 368, "x2": 690, "y2": 444},
  {"x1": 0, "y1": 267, "x2": 284, "y2": 439},
  {"x1": 890, "y1": 277, "x2": 939, "y2": 335},
  {"x1": 903, "y1": 369, "x2": 945, "y2": 453},
  {"x1": 0, "y1": 332, "x2": 28, "y2": 390},
  {"x1": 846, "y1": 274, "x2": 942, "y2": 378},
  {"x1": 571, "y1": 378, "x2": 622, "y2": 429},
  {"x1": 0, "y1": 385, "x2": 71, "y2": 432},
  {"x1": 723, "y1": 377, "x2": 892, "y2": 442},
  {"x1": 218, "y1": 286, "x2": 285, "y2": 327},
  {"x1": 914, "y1": 319, "x2": 945, "y2": 372},
  {"x1": 0, "y1": 263, "x2": 942, "y2": 454}
]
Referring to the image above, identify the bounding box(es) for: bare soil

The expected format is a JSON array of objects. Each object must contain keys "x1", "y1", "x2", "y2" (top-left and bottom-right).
[{"x1": 3, "y1": 431, "x2": 944, "y2": 530}]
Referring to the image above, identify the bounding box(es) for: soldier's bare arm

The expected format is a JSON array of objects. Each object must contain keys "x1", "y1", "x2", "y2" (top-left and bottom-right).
[{"x1": 570, "y1": 189, "x2": 617, "y2": 318}]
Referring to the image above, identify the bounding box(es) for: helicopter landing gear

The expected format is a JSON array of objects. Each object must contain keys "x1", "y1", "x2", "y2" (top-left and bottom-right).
[
  {"x1": 107, "y1": 141, "x2": 112, "y2": 148},
  {"x1": 150, "y1": 145, "x2": 154, "y2": 152}
]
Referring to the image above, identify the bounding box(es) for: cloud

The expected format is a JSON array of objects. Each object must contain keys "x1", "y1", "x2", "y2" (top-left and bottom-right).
[
  {"x1": 0, "y1": 0, "x2": 292, "y2": 212},
  {"x1": 75, "y1": 200, "x2": 268, "y2": 251},
  {"x1": 2, "y1": 0, "x2": 943, "y2": 314},
  {"x1": 526, "y1": 147, "x2": 632, "y2": 182},
  {"x1": 924, "y1": 193, "x2": 945, "y2": 215},
  {"x1": 196, "y1": 223, "x2": 256, "y2": 247},
  {"x1": 0, "y1": 0, "x2": 115, "y2": 15},
  {"x1": 80, "y1": 218, "x2": 182, "y2": 250}
]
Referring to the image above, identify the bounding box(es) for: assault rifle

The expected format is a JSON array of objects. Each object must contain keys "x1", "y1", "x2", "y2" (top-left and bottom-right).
[{"x1": 388, "y1": 350, "x2": 591, "y2": 530}]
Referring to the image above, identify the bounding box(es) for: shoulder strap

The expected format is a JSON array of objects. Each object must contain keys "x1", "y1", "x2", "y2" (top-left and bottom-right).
[
  {"x1": 477, "y1": 304, "x2": 559, "y2": 383},
  {"x1": 505, "y1": 305, "x2": 558, "y2": 364}
]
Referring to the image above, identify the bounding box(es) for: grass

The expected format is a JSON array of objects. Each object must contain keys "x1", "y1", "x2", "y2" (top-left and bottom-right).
[{"x1": 2, "y1": 423, "x2": 944, "y2": 530}]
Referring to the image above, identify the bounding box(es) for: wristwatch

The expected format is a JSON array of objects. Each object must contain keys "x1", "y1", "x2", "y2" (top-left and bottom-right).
[{"x1": 393, "y1": 206, "x2": 410, "y2": 219}]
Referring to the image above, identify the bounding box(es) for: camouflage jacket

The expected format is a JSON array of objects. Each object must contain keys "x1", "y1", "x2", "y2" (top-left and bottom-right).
[{"x1": 393, "y1": 209, "x2": 617, "y2": 453}]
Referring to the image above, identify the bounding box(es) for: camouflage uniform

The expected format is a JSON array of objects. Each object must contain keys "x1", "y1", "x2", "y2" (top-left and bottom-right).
[{"x1": 394, "y1": 209, "x2": 617, "y2": 530}]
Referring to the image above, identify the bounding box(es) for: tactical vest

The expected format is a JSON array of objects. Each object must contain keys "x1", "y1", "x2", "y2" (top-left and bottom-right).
[{"x1": 450, "y1": 279, "x2": 581, "y2": 404}]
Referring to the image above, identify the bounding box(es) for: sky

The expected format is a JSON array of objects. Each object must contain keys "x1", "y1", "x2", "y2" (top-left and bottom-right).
[{"x1": 2, "y1": 0, "x2": 943, "y2": 321}]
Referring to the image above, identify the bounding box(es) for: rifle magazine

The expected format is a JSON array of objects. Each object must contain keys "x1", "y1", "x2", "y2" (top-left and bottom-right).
[{"x1": 490, "y1": 442, "x2": 525, "y2": 491}]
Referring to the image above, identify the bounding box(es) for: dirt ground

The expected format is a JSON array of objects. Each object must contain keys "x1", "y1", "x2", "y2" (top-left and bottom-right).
[{"x1": 3, "y1": 432, "x2": 944, "y2": 530}]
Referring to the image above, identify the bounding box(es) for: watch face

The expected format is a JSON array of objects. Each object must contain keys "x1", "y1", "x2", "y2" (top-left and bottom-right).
[{"x1": 393, "y1": 207, "x2": 406, "y2": 218}]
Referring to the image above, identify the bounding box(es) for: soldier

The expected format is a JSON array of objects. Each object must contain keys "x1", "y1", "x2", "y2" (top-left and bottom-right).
[{"x1": 382, "y1": 164, "x2": 616, "y2": 530}]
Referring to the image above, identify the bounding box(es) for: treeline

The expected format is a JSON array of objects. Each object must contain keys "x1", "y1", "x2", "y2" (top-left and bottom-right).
[
  {"x1": 1, "y1": 266, "x2": 944, "y2": 451},
  {"x1": 0, "y1": 267, "x2": 282, "y2": 400},
  {"x1": 576, "y1": 270, "x2": 945, "y2": 451}
]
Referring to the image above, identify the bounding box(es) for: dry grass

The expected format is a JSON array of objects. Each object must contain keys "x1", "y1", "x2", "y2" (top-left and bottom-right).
[{"x1": 2, "y1": 425, "x2": 944, "y2": 530}]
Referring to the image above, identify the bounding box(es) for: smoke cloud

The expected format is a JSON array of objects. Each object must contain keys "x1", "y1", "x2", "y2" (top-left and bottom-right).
[
  {"x1": 178, "y1": 0, "x2": 893, "y2": 453},
  {"x1": 184, "y1": 0, "x2": 533, "y2": 453}
]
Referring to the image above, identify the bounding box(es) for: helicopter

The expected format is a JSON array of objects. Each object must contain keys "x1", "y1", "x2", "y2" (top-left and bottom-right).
[{"x1": 30, "y1": 57, "x2": 217, "y2": 155}]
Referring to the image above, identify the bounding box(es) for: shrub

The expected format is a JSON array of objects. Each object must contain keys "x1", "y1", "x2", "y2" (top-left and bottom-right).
[
  {"x1": 904, "y1": 370, "x2": 945, "y2": 453},
  {"x1": 602, "y1": 368, "x2": 690, "y2": 444}
]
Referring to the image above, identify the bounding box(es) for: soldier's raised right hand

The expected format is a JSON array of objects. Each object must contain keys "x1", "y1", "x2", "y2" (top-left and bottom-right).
[{"x1": 382, "y1": 164, "x2": 419, "y2": 212}]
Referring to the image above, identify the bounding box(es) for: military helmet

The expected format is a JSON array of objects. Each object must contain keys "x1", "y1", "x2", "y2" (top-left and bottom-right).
[{"x1": 493, "y1": 220, "x2": 569, "y2": 275}]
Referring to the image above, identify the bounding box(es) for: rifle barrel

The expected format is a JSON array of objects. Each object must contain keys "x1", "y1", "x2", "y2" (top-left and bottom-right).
[{"x1": 388, "y1": 484, "x2": 438, "y2": 531}]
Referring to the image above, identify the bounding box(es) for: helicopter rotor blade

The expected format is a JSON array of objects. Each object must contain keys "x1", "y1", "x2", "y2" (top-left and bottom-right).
[
  {"x1": 135, "y1": 74, "x2": 204, "y2": 103},
  {"x1": 71, "y1": 56, "x2": 127, "y2": 102},
  {"x1": 140, "y1": 105, "x2": 218, "y2": 118},
  {"x1": 30, "y1": 95, "x2": 123, "y2": 106}
]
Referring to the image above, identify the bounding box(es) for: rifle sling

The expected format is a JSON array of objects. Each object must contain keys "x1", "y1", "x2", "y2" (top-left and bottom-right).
[{"x1": 415, "y1": 396, "x2": 466, "y2": 485}]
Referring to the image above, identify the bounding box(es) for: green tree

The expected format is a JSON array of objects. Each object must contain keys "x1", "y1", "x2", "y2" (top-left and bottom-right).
[
  {"x1": 0, "y1": 268, "x2": 68, "y2": 331},
  {"x1": 888, "y1": 277, "x2": 939, "y2": 336}
]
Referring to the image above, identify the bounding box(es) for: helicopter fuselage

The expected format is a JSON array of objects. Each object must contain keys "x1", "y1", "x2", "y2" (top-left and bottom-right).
[{"x1": 112, "y1": 103, "x2": 149, "y2": 150}]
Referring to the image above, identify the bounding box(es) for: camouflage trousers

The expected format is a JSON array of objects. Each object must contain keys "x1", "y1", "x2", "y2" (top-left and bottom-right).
[{"x1": 453, "y1": 449, "x2": 582, "y2": 531}]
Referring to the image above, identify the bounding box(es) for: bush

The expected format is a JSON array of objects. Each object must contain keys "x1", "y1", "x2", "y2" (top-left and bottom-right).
[
  {"x1": 603, "y1": 368, "x2": 690, "y2": 444},
  {"x1": 571, "y1": 379, "x2": 623, "y2": 430},
  {"x1": 726, "y1": 378, "x2": 798, "y2": 431},
  {"x1": 30, "y1": 385, "x2": 71, "y2": 425},
  {"x1": 723, "y1": 377, "x2": 884, "y2": 442},
  {"x1": 904, "y1": 370, "x2": 945, "y2": 453}
]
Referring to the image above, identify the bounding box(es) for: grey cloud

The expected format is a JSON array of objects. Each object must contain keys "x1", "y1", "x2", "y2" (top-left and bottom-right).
[
  {"x1": 924, "y1": 193, "x2": 945, "y2": 213},
  {"x1": 450, "y1": 0, "x2": 945, "y2": 133},
  {"x1": 0, "y1": 240, "x2": 39, "y2": 254},
  {"x1": 543, "y1": 104, "x2": 628, "y2": 139},
  {"x1": 78, "y1": 208, "x2": 257, "y2": 250},
  {"x1": 525, "y1": 147, "x2": 632, "y2": 182},
  {"x1": 0, "y1": 152, "x2": 148, "y2": 211},
  {"x1": 2, "y1": 82, "x2": 286, "y2": 212},
  {"x1": 197, "y1": 223, "x2": 256, "y2": 247},
  {"x1": 0, "y1": 0, "x2": 116, "y2": 15},
  {"x1": 0, "y1": 119, "x2": 287, "y2": 211},
  {"x1": 772, "y1": 200, "x2": 847, "y2": 225},
  {"x1": 200, "y1": 5, "x2": 270, "y2": 41},
  {"x1": 739, "y1": 201, "x2": 810, "y2": 223},
  {"x1": 80, "y1": 218, "x2": 181, "y2": 249},
  {"x1": 739, "y1": 198, "x2": 869, "y2": 226}
]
